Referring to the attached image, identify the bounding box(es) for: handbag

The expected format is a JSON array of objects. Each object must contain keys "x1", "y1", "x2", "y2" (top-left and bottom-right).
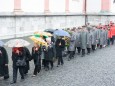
[{"x1": 16, "y1": 57, "x2": 26, "y2": 67}]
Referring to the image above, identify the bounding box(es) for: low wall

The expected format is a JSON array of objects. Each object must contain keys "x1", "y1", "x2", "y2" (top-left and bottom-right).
[{"x1": 0, "y1": 12, "x2": 115, "y2": 39}]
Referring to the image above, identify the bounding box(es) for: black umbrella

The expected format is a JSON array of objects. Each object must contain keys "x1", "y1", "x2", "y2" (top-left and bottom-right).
[{"x1": 44, "y1": 29, "x2": 55, "y2": 34}]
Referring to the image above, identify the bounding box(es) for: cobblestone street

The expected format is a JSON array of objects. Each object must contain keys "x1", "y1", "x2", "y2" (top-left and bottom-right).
[{"x1": 1, "y1": 37, "x2": 115, "y2": 86}]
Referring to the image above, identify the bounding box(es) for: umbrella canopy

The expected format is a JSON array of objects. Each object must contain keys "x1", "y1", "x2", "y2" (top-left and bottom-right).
[
  {"x1": 30, "y1": 36, "x2": 48, "y2": 46},
  {"x1": 34, "y1": 31, "x2": 52, "y2": 37},
  {"x1": 44, "y1": 29, "x2": 55, "y2": 34},
  {"x1": 54, "y1": 29, "x2": 70, "y2": 37},
  {"x1": 0, "y1": 40, "x2": 4, "y2": 46},
  {"x1": 5, "y1": 39, "x2": 30, "y2": 47}
]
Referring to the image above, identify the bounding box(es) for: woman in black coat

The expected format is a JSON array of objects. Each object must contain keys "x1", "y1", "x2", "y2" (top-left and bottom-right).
[
  {"x1": 31, "y1": 43, "x2": 41, "y2": 77},
  {"x1": 11, "y1": 47, "x2": 26, "y2": 84},
  {"x1": 44, "y1": 40, "x2": 54, "y2": 70},
  {"x1": 0, "y1": 46, "x2": 9, "y2": 80},
  {"x1": 55, "y1": 37, "x2": 65, "y2": 67}
]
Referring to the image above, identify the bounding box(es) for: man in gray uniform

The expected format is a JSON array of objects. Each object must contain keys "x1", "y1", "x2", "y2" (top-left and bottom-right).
[{"x1": 80, "y1": 26, "x2": 87, "y2": 57}]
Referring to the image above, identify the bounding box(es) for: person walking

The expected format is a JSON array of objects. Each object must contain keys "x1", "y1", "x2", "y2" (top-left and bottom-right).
[
  {"x1": 55, "y1": 37, "x2": 65, "y2": 67},
  {"x1": 31, "y1": 43, "x2": 41, "y2": 77},
  {"x1": 11, "y1": 47, "x2": 26, "y2": 84},
  {"x1": 0, "y1": 46, "x2": 9, "y2": 80}
]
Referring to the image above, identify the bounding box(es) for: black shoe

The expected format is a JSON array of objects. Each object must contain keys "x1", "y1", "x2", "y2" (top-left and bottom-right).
[
  {"x1": 10, "y1": 81, "x2": 16, "y2": 84},
  {"x1": 81, "y1": 55, "x2": 85, "y2": 57},
  {"x1": 21, "y1": 77, "x2": 24, "y2": 80}
]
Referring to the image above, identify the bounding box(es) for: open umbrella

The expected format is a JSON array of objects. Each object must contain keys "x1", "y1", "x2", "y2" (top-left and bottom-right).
[
  {"x1": 30, "y1": 36, "x2": 48, "y2": 46},
  {"x1": 34, "y1": 31, "x2": 52, "y2": 37},
  {"x1": 54, "y1": 29, "x2": 70, "y2": 37},
  {"x1": 0, "y1": 40, "x2": 4, "y2": 46},
  {"x1": 44, "y1": 29, "x2": 55, "y2": 34},
  {"x1": 5, "y1": 39, "x2": 30, "y2": 47}
]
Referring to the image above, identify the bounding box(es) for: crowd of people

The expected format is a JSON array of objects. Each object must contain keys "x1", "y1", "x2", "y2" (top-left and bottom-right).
[{"x1": 0, "y1": 22, "x2": 115, "y2": 84}]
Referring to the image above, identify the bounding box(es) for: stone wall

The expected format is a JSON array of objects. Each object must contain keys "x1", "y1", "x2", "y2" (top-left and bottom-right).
[{"x1": 0, "y1": 13, "x2": 115, "y2": 39}]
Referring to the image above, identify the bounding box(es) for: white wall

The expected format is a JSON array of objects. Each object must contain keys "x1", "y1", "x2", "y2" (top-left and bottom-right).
[
  {"x1": 87, "y1": 0, "x2": 101, "y2": 13},
  {"x1": 21, "y1": 0, "x2": 44, "y2": 12},
  {"x1": 0, "y1": 0, "x2": 14, "y2": 12},
  {"x1": 110, "y1": 0, "x2": 115, "y2": 13},
  {"x1": 49, "y1": 0, "x2": 65, "y2": 13},
  {"x1": 69, "y1": 0, "x2": 83, "y2": 13}
]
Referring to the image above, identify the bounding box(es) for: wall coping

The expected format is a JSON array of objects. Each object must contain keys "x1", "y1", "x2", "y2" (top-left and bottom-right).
[{"x1": 0, "y1": 12, "x2": 115, "y2": 17}]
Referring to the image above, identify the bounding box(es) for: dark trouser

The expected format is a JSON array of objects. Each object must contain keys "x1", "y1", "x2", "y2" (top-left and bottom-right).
[
  {"x1": 107, "y1": 38, "x2": 111, "y2": 45},
  {"x1": 42, "y1": 59, "x2": 45, "y2": 67},
  {"x1": 45, "y1": 60, "x2": 53, "y2": 69},
  {"x1": 0, "y1": 65, "x2": 9, "y2": 79},
  {"x1": 13, "y1": 66, "x2": 24, "y2": 82},
  {"x1": 111, "y1": 36, "x2": 115, "y2": 45},
  {"x1": 77, "y1": 47, "x2": 81, "y2": 54},
  {"x1": 100, "y1": 45, "x2": 103, "y2": 49},
  {"x1": 33, "y1": 65, "x2": 41, "y2": 75},
  {"x1": 92, "y1": 45, "x2": 96, "y2": 51},
  {"x1": 24, "y1": 61, "x2": 29, "y2": 74},
  {"x1": 87, "y1": 48, "x2": 91, "y2": 54},
  {"x1": 82, "y1": 49, "x2": 85, "y2": 56},
  {"x1": 69, "y1": 51, "x2": 74, "y2": 59},
  {"x1": 57, "y1": 56, "x2": 64, "y2": 65}
]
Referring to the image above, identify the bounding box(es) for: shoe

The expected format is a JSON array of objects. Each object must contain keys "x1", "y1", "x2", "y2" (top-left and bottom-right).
[
  {"x1": 32, "y1": 75, "x2": 36, "y2": 77},
  {"x1": 10, "y1": 81, "x2": 16, "y2": 84},
  {"x1": 21, "y1": 77, "x2": 24, "y2": 79},
  {"x1": 57, "y1": 65, "x2": 59, "y2": 67}
]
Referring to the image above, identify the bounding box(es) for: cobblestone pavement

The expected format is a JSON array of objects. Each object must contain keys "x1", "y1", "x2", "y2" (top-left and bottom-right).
[{"x1": 1, "y1": 37, "x2": 115, "y2": 86}]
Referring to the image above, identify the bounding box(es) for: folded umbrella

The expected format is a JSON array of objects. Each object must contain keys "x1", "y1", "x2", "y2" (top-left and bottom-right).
[{"x1": 5, "y1": 39, "x2": 30, "y2": 47}]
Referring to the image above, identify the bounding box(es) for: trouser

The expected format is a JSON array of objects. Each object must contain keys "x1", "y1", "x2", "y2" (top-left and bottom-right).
[
  {"x1": 42, "y1": 59, "x2": 45, "y2": 67},
  {"x1": 69, "y1": 51, "x2": 74, "y2": 59},
  {"x1": 82, "y1": 49, "x2": 85, "y2": 56},
  {"x1": 45, "y1": 60, "x2": 53, "y2": 69},
  {"x1": 92, "y1": 45, "x2": 96, "y2": 51},
  {"x1": 57, "y1": 56, "x2": 64, "y2": 65},
  {"x1": 100, "y1": 45, "x2": 103, "y2": 49},
  {"x1": 107, "y1": 38, "x2": 111, "y2": 45},
  {"x1": 87, "y1": 48, "x2": 91, "y2": 54},
  {"x1": 77, "y1": 47, "x2": 81, "y2": 54},
  {"x1": 0, "y1": 65, "x2": 9, "y2": 79},
  {"x1": 33, "y1": 65, "x2": 41, "y2": 75},
  {"x1": 13, "y1": 66, "x2": 24, "y2": 82},
  {"x1": 111, "y1": 36, "x2": 115, "y2": 45}
]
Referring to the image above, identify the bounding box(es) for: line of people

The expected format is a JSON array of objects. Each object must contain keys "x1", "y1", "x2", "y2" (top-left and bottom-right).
[
  {"x1": 68, "y1": 23, "x2": 115, "y2": 60},
  {"x1": 0, "y1": 22, "x2": 115, "y2": 84}
]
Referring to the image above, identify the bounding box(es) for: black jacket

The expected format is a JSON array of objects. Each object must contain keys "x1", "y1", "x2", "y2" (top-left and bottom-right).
[{"x1": 0, "y1": 47, "x2": 8, "y2": 65}]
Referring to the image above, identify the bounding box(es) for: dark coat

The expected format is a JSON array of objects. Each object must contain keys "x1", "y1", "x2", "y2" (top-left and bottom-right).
[
  {"x1": 55, "y1": 39, "x2": 65, "y2": 57},
  {"x1": 0, "y1": 47, "x2": 8, "y2": 65},
  {"x1": 0, "y1": 47, "x2": 9, "y2": 77},
  {"x1": 23, "y1": 47, "x2": 31, "y2": 71},
  {"x1": 31, "y1": 47, "x2": 41, "y2": 66},
  {"x1": 44, "y1": 44, "x2": 54, "y2": 61},
  {"x1": 12, "y1": 50, "x2": 25, "y2": 67}
]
